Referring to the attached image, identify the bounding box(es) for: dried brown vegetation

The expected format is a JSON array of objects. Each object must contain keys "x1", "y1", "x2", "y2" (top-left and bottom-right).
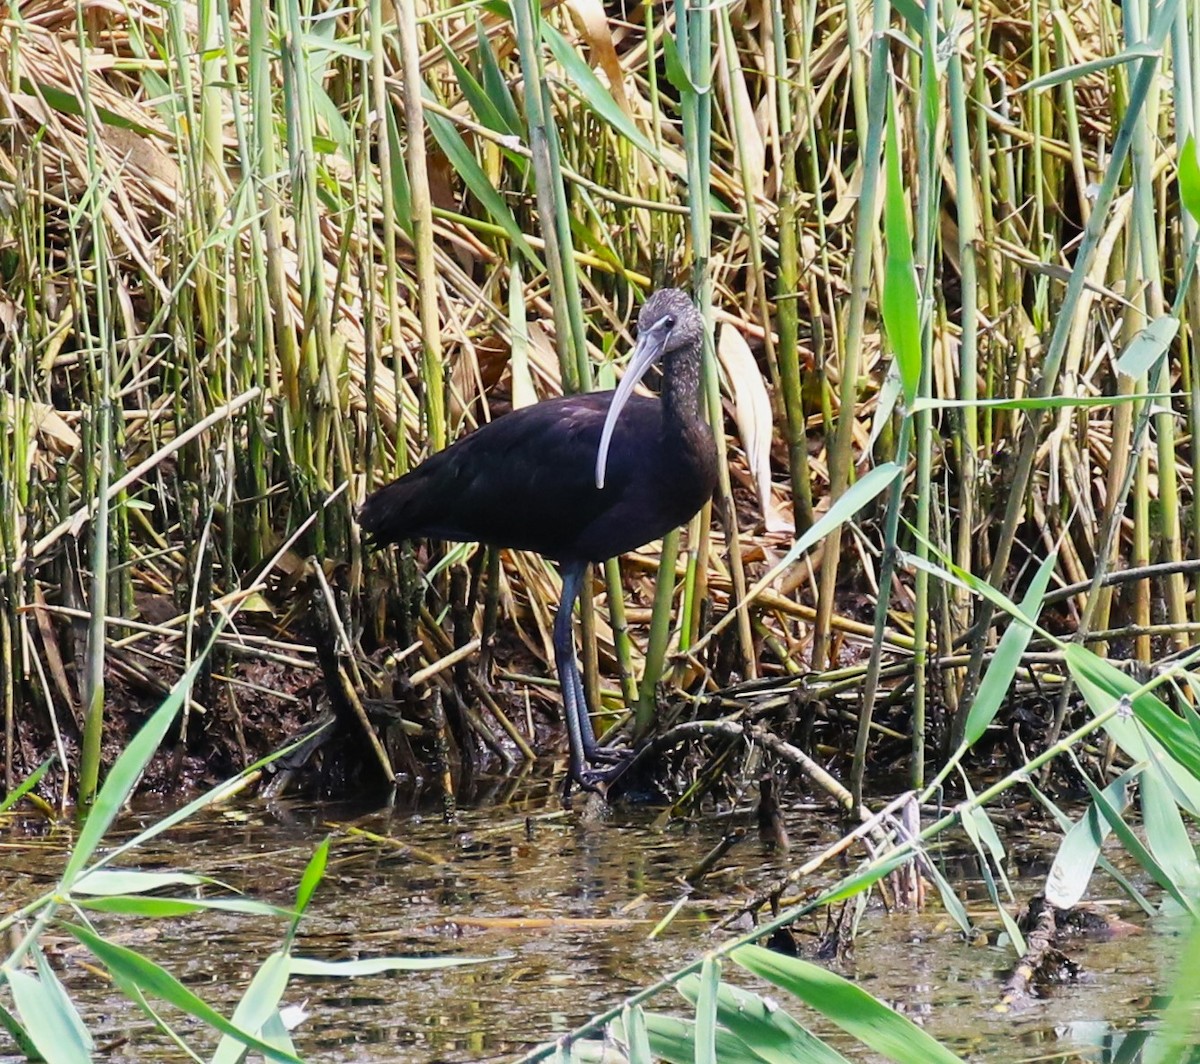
[{"x1": 0, "y1": 0, "x2": 1196, "y2": 810}]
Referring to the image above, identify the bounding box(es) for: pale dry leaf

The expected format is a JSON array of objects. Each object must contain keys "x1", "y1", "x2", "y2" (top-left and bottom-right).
[
  {"x1": 508, "y1": 275, "x2": 538, "y2": 410},
  {"x1": 717, "y1": 28, "x2": 765, "y2": 204},
  {"x1": 525, "y1": 319, "x2": 564, "y2": 394},
  {"x1": 2, "y1": 394, "x2": 81, "y2": 457},
  {"x1": 716, "y1": 323, "x2": 785, "y2": 531},
  {"x1": 563, "y1": 0, "x2": 631, "y2": 116}
]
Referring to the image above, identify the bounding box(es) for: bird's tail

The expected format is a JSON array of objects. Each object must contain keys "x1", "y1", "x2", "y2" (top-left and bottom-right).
[{"x1": 357, "y1": 474, "x2": 424, "y2": 547}]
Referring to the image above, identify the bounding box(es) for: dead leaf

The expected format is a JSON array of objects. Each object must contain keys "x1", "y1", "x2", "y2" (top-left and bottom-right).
[
  {"x1": 717, "y1": 323, "x2": 788, "y2": 532},
  {"x1": 2, "y1": 393, "x2": 81, "y2": 457},
  {"x1": 563, "y1": 0, "x2": 631, "y2": 116},
  {"x1": 717, "y1": 28, "x2": 766, "y2": 205}
]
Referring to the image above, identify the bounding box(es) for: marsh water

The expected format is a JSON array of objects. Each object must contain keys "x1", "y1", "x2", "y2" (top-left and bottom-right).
[{"x1": 0, "y1": 774, "x2": 1181, "y2": 1062}]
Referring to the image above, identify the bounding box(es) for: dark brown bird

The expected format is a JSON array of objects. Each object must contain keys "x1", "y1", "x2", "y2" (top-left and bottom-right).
[{"x1": 359, "y1": 288, "x2": 717, "y2": 791}]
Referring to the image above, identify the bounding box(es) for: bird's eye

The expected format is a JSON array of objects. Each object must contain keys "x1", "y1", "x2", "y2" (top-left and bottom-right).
[{"x1": 662, "y1": 315, "x2": 676, "y2": 329}]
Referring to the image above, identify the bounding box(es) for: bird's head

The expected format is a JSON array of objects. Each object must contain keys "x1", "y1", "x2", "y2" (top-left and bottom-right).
[
  {"x1": 639, "y1": 287, "x2": 703, "y2": 361},
  {"x1": 595, "y1": 288, "x2": 701, "y2": 490}
]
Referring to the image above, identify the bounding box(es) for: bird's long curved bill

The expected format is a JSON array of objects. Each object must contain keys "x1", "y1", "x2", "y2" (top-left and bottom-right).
[{"x1": 595, "y1": 318, "x2": 673, "y2": 489}]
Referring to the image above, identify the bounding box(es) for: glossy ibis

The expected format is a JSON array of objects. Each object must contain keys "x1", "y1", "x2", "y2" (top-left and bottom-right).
[{"x1": 359, "y1": 288, "x2": 717, "y2": 791}]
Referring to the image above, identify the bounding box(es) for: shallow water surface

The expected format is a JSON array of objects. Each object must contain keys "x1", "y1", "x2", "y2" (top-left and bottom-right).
[{"x1": 0, "y1": 778, "x2": 1179, "y2": 1062}]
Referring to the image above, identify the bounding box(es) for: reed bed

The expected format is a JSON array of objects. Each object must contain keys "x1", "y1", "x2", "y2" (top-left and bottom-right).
[
  {"x1": 5, "y1": 0, "x2": 1200, "y2": 1057},
  {"x1": 0, "y1": 0, "x2": 1196, "y2": 807}
]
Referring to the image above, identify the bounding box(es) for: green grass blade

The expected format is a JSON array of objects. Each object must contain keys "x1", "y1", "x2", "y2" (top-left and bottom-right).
[
  {"x1": 622, "y1": 1003, "x2": 653, "y2": 1064},
  {"x1": 540, "y1": 24, "x2": 663, "y2": 164},
  {"x1": 383, "y1": 102, "x2": 414, "y2": 238},
  {"x1": 775, "y1": 463, "x2": 903, "y2": 571},
  {"x1": 77, "y1": 897, "x2": 293, "y2": 918},
  {"x1": 1180, "y1": 134, "x2": 1200, "y2": 222},
  {"x1": 901, "y1": 546, "x2": 1049, "y2": 638},
  {"x1": 1023, "y1": 44, "x2": 1160, "y2": 90},
  {"x1": 1072, "y1": 764, "x2": 1198, "y2": 917},
  {"x1": 260, "y1": 1009, "x2": 298, "y2": 1058},
  {"x1": 1143, "y1": 922, "x2": 1200, "y2": 1062},
  {"x1": 867, "y1": 365, "x2": 903, "y2": 453},
  {"x1": 1044, "y1": 766, "x2": 1138, "y2": 909},
  {"x1": 676, "y1": 977, "x2": 851, "y2": 1064},
  {"x1": 476, "y1": 22, "x2": 524, "y2": 134},
  {"x1": 293, "y1": 836, "x2": 329, "y2": 920},
  {"x1": 693, "y1": 956, "x2": 718, "y2": 1064},
  {"x1": 90, "y1": 728, "x2": 334, "y2": 874},
  {"x1": 731, "y1": 945, "x2": 966, "y2": 1064},
  {"x1": 5, "y1": 958, "x2": 93, "y2": 1064},
  {"x1": 34, "y1": 948, "x2": 93, "y2": 1052},
  {"x1": 908, "y1": 392, "x2": 1168, "y2": 413},
  {"x1": 0, "y1": 995, "x2": 41, "y2": 1059},
  {"x1": 17, "y1": 78, "x2": 156, "y2": 135},
  {"x1": 440, "y1": 35, "x2": 522, "y2": 140},
  {"x1": 64, "y1": 924, "x2": 301, "y2": 1063},
  {"x1": 633, "y1": 1013, "x2": 764, "y2": 1064},
  {"x1": 0, "y1": 757, "x2": 54, "y2": 815},
  {"x1": 882, "y1": 81, "x2": 921, "y2": 405},
  {"x1": 63, "y1": 645, "x2": 213, "y2": 886},
  {"x1": 813, "y1": 847, "x2": 916, "y2": 907},
  {"x1": 1066, "y1": 645, "x2": 1200, "y2": 788},
  {"x1": 959, "y1": 803, "x2": 1022, "y2": 953},
  {"x1": 1115, "y1": 315, "x2": 1179, "y2": 379},
  {"x1": 288, "y1": 956, "x2": 491, "y2": 976},
  {"x1": 1027, "y1": 781, "x2": 1156, "y2": 916},
  {"x1": 922, "y1": 840, "x2": 976, "y2": 939},
  {"x1": 695, "y1": 463, "x2": 905, "y2": 651},
  {"x1": 962, "y1": 551, "x2": 1056, "y2": 748},
  {"x1": 889, "y1": 0, "x2": 925, "y2": 32},
  {"x1": 1140, "y1": 757, "x2": 1200, "y2": 897},
  {"x1": 72, "y1": 871, "x2": 208, "y2": 895},
  {"x1": 422, "y1": 85, "x2": 541, "y2": 268},
  {"x1": 212, "y1": 951, "x2": 291, "y2": 1064}
]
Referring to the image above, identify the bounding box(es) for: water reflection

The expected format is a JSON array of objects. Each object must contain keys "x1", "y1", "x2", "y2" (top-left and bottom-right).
[{"x1": 0, "y1": 777, "x2": 1175, "y2": 1062}]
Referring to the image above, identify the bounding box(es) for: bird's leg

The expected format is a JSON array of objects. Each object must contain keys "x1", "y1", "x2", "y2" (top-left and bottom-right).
[
  {"x1": 555, "y1": 563, "x2": 630, "y2": 790},
  {"x1": 554, "y1": 561, "x2": 591, "y2": 786},
  {"x1": 565, "y1": 649, "x2": 627, "y2": 764}
]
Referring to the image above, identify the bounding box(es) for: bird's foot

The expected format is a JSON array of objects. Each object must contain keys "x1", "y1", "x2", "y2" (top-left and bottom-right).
[
  {"x1": 564, "y1": 746, "x2": 663, "y2": 804},
  {"x1": 579, "y1": 758, "x2": 633, "y2": 790},
  {"x1": 584, "y1": 744, "x2": 632, "y2": 765},
  {"x1": 560, "y1": 752, "x2": 630, "y2": 803}
]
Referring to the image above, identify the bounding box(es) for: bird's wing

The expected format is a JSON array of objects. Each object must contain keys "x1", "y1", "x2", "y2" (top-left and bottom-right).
[
  {"x1": 362, "y1": 392, "x2": 657, "y2": 557},
  {"x1": 435, "y1": 394, "x2": 649, "y2": 537}
]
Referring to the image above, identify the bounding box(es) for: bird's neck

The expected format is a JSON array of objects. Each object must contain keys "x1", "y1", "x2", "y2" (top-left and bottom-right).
[{"x1": 661, "y1": 348, "x2": 704, "y2": 433}]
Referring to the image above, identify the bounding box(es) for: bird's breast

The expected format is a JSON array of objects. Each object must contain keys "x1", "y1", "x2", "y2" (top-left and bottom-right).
[{"x1": 563, "y1": 415, "x2": 716, "y2": 563}]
